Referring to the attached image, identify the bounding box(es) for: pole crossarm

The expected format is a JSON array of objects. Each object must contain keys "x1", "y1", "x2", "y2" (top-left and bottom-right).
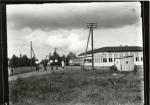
[{"x1": 86, "y1": 23, "x2": 97, "y2": 28}]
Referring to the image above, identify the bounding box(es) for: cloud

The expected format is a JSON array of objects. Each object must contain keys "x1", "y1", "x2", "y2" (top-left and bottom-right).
[
  {"x1": 7, "y1": 2, "x2": 141, "y2": 30},
  {"x1": 7, "y1": 2, "x2": 142, "y2": 61}
]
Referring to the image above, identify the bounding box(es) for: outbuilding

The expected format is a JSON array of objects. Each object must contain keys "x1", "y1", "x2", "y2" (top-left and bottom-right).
[{"x1": 114, "y1": 56, "x2": 134, "y2": 71}]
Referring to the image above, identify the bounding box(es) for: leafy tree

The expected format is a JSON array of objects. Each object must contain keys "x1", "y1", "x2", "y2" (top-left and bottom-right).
[
  {"x1": 66, "y1": 52, "x2": 76, "y2": 66},
  {"x1": 61, "y1": 55, "x2": 66, "y2": 61},
  {"x1": 67, "y1": 52, "x2": 76, "y2": 58},
  {"x1": 9, "y1": 55, "x2": 19, "y2": 68},
  {"x1": 22, "y1": 55, "x2": 29, "y2": 66},
  {"x1": 9, "y1": 54, "x2": 36, "y2": 67}
]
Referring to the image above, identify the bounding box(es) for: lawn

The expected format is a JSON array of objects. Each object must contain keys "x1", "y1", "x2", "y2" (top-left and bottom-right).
[
  {"x1": 9, "y1": 68, "x2": 144, "y2": 105},
  {"x1": 10, "y1": 67, "x2": 36, "y2": 76}
]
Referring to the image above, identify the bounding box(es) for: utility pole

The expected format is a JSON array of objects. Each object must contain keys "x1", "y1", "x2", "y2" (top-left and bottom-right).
[
  {"x1": 86, "y1": 23, "x2": 97, "y2": 70},
  {"x1": 82, "y1": 26, "x2": 91, "y2": 69},
  {"x1": 30, "y1": 41, "x2": 32, "y2": 70}
]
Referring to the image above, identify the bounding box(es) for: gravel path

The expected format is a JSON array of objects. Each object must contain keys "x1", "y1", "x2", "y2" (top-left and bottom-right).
[{"x1": 9, "y1": 67, "x2": 65, "y2": 81}]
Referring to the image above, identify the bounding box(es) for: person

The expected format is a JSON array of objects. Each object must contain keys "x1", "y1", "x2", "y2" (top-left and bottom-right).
[
  {"x1": 50, "y1": 60, "x2": 53, "y2": 70},
  {"x1": 55, "y1": 59, "x2": 58, "y2": 70},
  {"x1": 35, "y1": 61, "x2": 39, "y2": 71},
  {"x1": 8, "y1": 67, "x2": 11, "y2": 77},
  {"x1": 8, "y1": 67, "x2": 13, "y2": 76},
  {"x1": 61, "y1": 60, "x2": 65, "y2": 69},
  {"x1": 43, "y1": 60, "x2": 47, "y2": 71}
]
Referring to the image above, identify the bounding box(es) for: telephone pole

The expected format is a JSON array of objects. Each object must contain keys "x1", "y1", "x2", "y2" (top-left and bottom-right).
[
  {"x1": 86, "y1": 23, "x2": 97, "y2": 70},
  {"x1": 30, "y1": 41, "x2": 32, "y2": 70},
  {"x1": 30, "y1": 41, "x2": 36, "y2": 70}
]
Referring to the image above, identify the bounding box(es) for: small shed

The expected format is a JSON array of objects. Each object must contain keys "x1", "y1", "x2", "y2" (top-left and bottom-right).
[{"x1": 114, "y1": 56, "x2": 134, "y2": 71}]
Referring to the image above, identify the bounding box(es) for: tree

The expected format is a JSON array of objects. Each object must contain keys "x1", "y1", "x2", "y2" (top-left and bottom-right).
[
  {"x1": 48, "y1": 49, "x2": 63, "y2": 66},
  {"x1": 61, "y1": 55, "x2": 66, "y2": 61},
  {"x1": 66, "y1": 52, "x2": 76, "y2": 66},
  {"x1": 9, "y1": 54, "x2": 35, "y2": 67},
  {"x1": 67, "y1": 52, "x2": 76, "y2": 58},
  {"x1": 21, "y1": 55, "x2": 29, "y2": 66},
  {"x1": 9, "y1": 55, "x2": 19, "y2": 68}
]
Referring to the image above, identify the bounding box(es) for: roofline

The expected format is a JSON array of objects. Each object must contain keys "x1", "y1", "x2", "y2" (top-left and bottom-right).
[
  {"x1": 78, "y1": 46, "x2": 143, "y2": 56},
  {"x1": 115, "y1": 56, "x2": 134, "y2": 59}
]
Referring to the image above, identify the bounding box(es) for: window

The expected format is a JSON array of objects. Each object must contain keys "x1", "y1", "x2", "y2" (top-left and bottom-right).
[
  {"x1": 126, "y1": 61, "x2": 128, "y2": 64},
  {"x1": 98, "y1": 57, "x2": 100, "y2": 62},
  {"x1": 108, "y1": 53, "x2": 113, "y2": 62},
  {"x1": 103, "y1": 54, "x2": 107, "y2": 62},
  {"x1": 135, "y1": 53, "x2": 139, "y2": 62},
  {"x1": 94, "y1": 58, "x2": 97, "y2": 62},
  {"x1": 119, "y1": 53, "x2": 123, "y2": 57},
  {"x1": 108, "y1": 53, "x2": 112, "y2": 57},
  {"x1": 89, "y1": 59, "x2": 92, "y2": 63},
  {"x1": 125, "y1": 52, "x2": 129, "y2": 56},
  {"x1": 141, "y1": 57, "x2": 143, "y2": 61},
  {"x1": 136, "y1": 57, "x2": 139, "y2": 61},
  {"x1": 114, "y1": 53, "x2": 118, "y2": 58},
  {"x1": 130, "y1": 52, "x2": 134, "y2": 56},
  {"x1": 103, "y1": 58, "x2": 107, "y2": 62},
  {"x1": 109, "y1": 58, "x2": 113, "y2": 62}
]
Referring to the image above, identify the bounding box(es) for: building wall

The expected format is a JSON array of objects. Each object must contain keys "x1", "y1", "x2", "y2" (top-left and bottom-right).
[
  {"x1": 121, "y1": 57, "x2": 134, "y2": 71},
  {"x1": 115, "y1": 59, "x2": 121, "y2": 70},
  {"x1": 115, "y1": 57, "x2": 134, "y2": 71},
  {"x1": 78, "y1": 51, "x2": 143, "y2": 67}
]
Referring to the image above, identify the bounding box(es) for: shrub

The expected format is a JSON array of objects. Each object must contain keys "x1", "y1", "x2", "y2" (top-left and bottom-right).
[{"x1": 110, "y1": 65, "x2": 117, "y2": 70}]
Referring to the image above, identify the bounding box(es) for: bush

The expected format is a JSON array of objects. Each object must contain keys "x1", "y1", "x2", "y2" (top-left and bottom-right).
[
  {"x1": 110, "y1": 65, "x2": 117, "y2": 70},
  {"x1": 134, "y1": 65, "x2": 138, "y2": 72}
]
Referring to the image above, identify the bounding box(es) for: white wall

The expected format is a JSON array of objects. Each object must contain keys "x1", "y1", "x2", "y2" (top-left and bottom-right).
[
  {"x1": 120, "y1": 57, "x2": 134, "y2": 71},
  {"x1": 115, "y1": 59, "x2": 121, "y2": 70},
  {"x1": 115, "y1": 57, "x2": 134, "y2": 71},
  {"x1": 78, "y1": 51, "x2": 143, "y2": 67}
]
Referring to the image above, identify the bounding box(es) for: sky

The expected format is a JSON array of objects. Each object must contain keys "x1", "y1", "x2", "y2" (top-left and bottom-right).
[{"x1": 7, "y1": 2, "x2": 142, "y2": 61}]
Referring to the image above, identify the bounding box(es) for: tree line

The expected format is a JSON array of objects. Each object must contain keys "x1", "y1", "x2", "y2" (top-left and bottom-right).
[
  {"x1": 9, "y1": 51, "x2": 76, "y2": 68},
  {"x1": 8, "y1": 54, "x2": 37, "y2": 68},
  {"x1": 41, "y1": 51, "x2": 76, "y2": 66}
]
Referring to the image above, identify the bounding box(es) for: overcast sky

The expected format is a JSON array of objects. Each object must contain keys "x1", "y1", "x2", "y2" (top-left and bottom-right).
[{"x1": 7, "y1": 2, "x2": 142, "y2": 61}]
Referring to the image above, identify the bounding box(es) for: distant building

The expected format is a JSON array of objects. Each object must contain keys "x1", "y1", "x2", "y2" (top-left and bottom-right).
[
  {"x1": 69, "y1": 57, "x2": 82, "y2": 66},
  {"x1": 72, "y1": 46, "x2": 143, "y2": 68}
]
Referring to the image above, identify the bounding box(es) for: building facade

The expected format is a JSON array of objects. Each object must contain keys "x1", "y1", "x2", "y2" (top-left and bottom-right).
[
  {"x1": 74, "y1": 46, "x2": 143, "y2": 67},
  {"x1": 115, "y1": 56, "x2": 135, "y2": 71}
]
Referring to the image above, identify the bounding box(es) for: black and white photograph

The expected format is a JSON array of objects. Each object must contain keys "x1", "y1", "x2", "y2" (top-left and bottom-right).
[{"x1": 7, "y1": 2, "x2": 144, "y2": 105}]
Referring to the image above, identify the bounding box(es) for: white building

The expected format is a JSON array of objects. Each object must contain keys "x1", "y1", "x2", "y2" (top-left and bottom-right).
[
  {"x1": 115, "y1": 56, "x2": 134, "y2": 71},
  {"x1": 77, "y1": 46, "x2": 143, "y2": 68}
]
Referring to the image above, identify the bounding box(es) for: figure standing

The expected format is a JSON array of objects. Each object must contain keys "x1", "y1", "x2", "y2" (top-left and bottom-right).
[
  {"x1": 43, "y1": 60, "x2": 47, "y2": 71},
  {"x1": 55, "y1": 59, "x2": 58, "y2": 70},
  {"x1": 35, "y1": 61, "x2": 39, "y2": 71},
  {"x1": 50, "y1": 60, "x2": 53, "y2": 70},
  {"x1": 61, "y1": 60, "x2": 65, "y2": 69}
]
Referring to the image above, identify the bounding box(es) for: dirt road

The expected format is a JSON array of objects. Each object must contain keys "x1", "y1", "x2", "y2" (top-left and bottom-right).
[{"x1": 9, "y1": 67, "x2": 64, "y2": 81}]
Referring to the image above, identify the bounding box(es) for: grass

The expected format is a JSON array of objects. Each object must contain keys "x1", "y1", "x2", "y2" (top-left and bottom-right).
[
  {"x1": 10, "y1": 67, "x2": 36, "y2": 76},
  {"x1": 9, "y1": 67, "x2": 144, "y2": 105}
]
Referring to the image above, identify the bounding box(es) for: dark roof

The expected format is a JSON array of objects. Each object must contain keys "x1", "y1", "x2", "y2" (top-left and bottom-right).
[
  {"x1": 78, "y1": 46, "x2": 143, "y2": 56},
  {"x1": 115, "y1": 56, "x2": 134, "y2": 59}
]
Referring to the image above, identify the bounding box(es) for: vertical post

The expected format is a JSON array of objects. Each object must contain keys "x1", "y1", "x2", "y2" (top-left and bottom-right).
[
  {"x1": 91, "y1": 25, "x2": 94, "y2": 70},
  {"x1": 86, "y1": 23, "x2": 97, "y2": 70},
  {"x1": 83, "y1": 26, "x2": 91, "y2": 69},
  {"x1": 30, "y1": 41, "x2": 32, "y2": 70},
  {"x1": 0, "y1": 4, "x2": 9, "y2": 105}
]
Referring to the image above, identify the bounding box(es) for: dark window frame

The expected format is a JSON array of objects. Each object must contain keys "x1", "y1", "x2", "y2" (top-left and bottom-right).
[
  {"x1": 109, "y1": 58, "x2": 113, "y2": 62},
  {"x1": 103, "y1": 58, "x2": 107, "y2": 63}
]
